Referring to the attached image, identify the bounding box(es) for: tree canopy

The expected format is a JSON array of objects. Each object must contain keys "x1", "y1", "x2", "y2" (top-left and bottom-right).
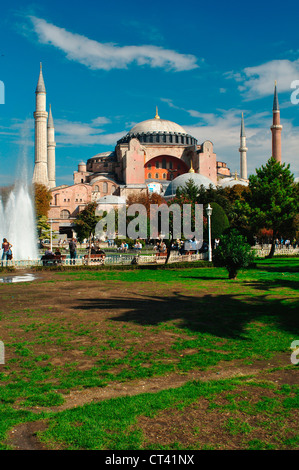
[
  {"x1": 73, "y1": 202, "x2": 100, "y2": 244},
  {"x1": 34, "y1": 183, "x2": 52, "y2": 218},
  {"x1": 240, "y1": 157, "x2": 298, "y2": 256}
]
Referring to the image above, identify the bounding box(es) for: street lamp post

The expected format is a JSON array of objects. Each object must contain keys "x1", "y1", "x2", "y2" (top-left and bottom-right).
[
  {"x1": 206, "y1": 204, "x2": 213, "y2": 262},
  {"x1": 50, "y1": 219, "x2": 53, "y2": 252}
]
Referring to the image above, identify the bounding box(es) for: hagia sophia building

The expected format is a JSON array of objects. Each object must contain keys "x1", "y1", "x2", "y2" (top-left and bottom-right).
[{"x1": 32, "y1": 64, "x2": 283, "y2": 238}]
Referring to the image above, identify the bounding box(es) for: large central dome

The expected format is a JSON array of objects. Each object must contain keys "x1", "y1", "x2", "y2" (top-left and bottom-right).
[
  {"x1": 117, "y1": 111, "x2": 197, "y2": 146},
  {"x1": 129, "y1": 118, "x2": 187, "y2": 135}
]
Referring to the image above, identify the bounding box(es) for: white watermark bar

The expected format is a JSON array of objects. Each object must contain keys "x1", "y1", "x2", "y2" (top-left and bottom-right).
[
  {"x1": 290, "y1": 340, "x2": 299, "y2": 365},
  {"x1": 291, "y1": 81, "x2": 299, "y2": 104},
  {"x1": 95, "y1": 203, "x2": 204, "y2": 243},
  {"x1": 0, "y1": 341, "x2": 4, "y2": 364}
]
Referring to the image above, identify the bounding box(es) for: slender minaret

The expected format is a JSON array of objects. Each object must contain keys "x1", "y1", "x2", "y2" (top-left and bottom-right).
[
  {"x1": 47, "y1": 104, "x2": 56, "y2": 189},
  {"x1": 239, "y1": 112, "x2": 248, "y2": 180},
  {"x1": 32, "y1": 63, "x2": 49, "y2": 186},
  {"x1": 270, "y1": 80, "x2": 282, "y2": 163}
]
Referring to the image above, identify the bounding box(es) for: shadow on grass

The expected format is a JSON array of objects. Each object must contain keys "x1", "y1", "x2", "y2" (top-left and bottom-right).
[
  {"x1": 73, "y1": 291, "x2": 299, "y2": 340},
  {"x1": 243, "y1": 278, "x2": 299, "y2": 292},
  {"x1": 253, "y1": 263, "x2": 299, "y2": 274}
]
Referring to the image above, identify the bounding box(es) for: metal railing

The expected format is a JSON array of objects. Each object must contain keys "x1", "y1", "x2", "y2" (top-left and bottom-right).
[{"x1": 2, "y1": 245, "x2": 298, "y2": 268}]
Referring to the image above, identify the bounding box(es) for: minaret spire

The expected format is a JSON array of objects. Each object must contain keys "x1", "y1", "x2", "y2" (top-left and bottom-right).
[
  {"x1": 32, "y1": 62, "x2": 49, "y2": 187},
  {"x1": 239, "y1": 112, "x2": 248, "y2": 180},
  {"x1": 47, "y1": 104, "x2": 56, "y2": 189},
  {"x1": 271, "y1": 80, "x2": 282, "y2": 163},
  {"x1": 36, "y1": 62, "x2": 46, "y2": 93}
]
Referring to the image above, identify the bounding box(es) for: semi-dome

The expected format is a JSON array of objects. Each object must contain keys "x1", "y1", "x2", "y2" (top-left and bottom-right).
[
  {"x1": 97, "y1": 195, "x2": 126, "y2": 204},
  {"x1": 219, "y1": 177, "x2": 248, "y2": 188},
  {"x1": 164, "y1": 172, "x2": 215, "y2": 197}
]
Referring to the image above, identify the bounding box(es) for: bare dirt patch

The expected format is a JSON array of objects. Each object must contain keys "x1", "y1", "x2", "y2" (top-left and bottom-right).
[{"x1": 1, "y1": 269, "x2": 298, "y2": 450}]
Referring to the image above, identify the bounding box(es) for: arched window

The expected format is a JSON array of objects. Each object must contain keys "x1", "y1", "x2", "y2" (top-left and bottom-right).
[
  {"x1": 102, "y1": 182, "x2": 108, "y2": 193},
  {"x1": 111, "y1": 185, "x2": 116, "y2": 194},
  {"x1": 163, "y1": 173, "x2": 166, "y2": 179},
  {"x1": 155, "y1": 161, "x2": 159, "y2": 169},
  {"x1": 148, "y1": 173, "x2": 152, "y2": 179},
  {"x1": 54, "y1": 194, "x2": 58, "y2": 205},
  {"x1": 148, "y1": 163, "x2": 151, "y2": 169},
  {"x1": 60, "y1": 210, "x2": 70, "y2": 220},
  {"x1": 94, "y1": 185, "x2": 99, "y2": 192},
  {"x1": 155, "y1": 173, "x2": 159, "y2": 179},
  {"x1": 162, "y1": 158, "x2": 166, "y2": 169}
]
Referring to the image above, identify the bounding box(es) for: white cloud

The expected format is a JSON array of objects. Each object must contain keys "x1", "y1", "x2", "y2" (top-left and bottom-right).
[
  {"x1": 227, "y1": 59, "x2": 299, "y2": 100},
  {"x1": 28, "y1": 16, "x2": 198, "y2": 72},
  {"x1": 92, "y1": 116, "x2": 111, "y2": 126},
  {"x1": 54, "y1": 118, "x2": 125, "y2": 146},
  {"x1": 160, "y1": 99, "x2": 299, "y2": 177},
  {"x1": 55, "y1": 120, "x2": 101, "y2": 137},
  {"x1": 184, "y1": 111, "x2": 299, "y2": 177}
]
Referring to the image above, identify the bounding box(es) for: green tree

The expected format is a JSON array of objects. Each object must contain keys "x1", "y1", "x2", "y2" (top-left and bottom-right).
[
  {"x1": 73, "y1": 203, "x2": 100, "y2": 261},
  {"x1": 213, "y1": 229, "x2": 255, "y2": 279},
  {"x1": 36, "y1": 215, "x2": 50, "y2": 242},
  {"x1": 175, "y1": 178, "x2": 201, "y2": 203},
  {"x1": 208, "y1": 202, "x2": 230, "y2": 240},
  {"x1": 242, "y1": 157, "x2": 298, "y2": 257}
]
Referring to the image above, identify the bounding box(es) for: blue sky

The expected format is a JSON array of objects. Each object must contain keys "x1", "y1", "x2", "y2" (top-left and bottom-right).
[{"x1": 0, "y1": 0, "x2": 299, "y2": 186}]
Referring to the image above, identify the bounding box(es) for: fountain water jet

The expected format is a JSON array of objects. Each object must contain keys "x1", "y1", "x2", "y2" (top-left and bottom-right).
[
  {"x1": 0, "y1": 120, "x2": 38, "y2": 261},
  {"x1": 1, "y1": 185, "x2": 38, "y2": 260}
]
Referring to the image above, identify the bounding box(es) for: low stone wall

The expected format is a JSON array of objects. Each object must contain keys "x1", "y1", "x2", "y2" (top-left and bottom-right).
[
  {"x1": 252, "y1": 246, "x2": 299, "y2": 257},
  {"x1": 1, "y1": 252, "x2": 208, "y2": 268}
]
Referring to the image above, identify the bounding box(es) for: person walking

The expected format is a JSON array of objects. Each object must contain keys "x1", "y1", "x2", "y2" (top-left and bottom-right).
[{"x1": 69, "y1": 238, "x2": 77, "y2": 265}]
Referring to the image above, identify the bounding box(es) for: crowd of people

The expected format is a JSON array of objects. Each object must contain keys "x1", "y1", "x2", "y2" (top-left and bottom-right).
[
  {"x1": 255, "y1": 237, "x2": 298, "y2": 250},
  {"x1": 275, "y1": 238, "x2": 298, "y2": 249}
]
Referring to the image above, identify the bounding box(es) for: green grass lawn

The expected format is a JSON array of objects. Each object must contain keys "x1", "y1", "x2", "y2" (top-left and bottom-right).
[{"x1": 0, "y1": 257, "x2": 298, "y2": 450}]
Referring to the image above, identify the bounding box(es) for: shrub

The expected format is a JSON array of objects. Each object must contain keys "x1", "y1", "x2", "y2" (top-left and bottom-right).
[{"x1": 213, "y1": 229, "x2": 255, "y2": 279}]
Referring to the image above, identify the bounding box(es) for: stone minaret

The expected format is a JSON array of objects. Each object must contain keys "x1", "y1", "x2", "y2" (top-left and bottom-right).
[
  {"x1": 47, "y1": 104, "x2": 56, "y2": 188},
  {"x1": 239, "y1": 112, "x2": 248, "y2": 180},
  {"x1": 270, "y1": 81, "x2": 282, "y2": 163},
  {"x1": 32, "y1": 63, "x2": 49, "y2": 186}
]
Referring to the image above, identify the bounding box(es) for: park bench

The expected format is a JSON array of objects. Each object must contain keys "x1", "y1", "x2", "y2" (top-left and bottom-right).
[
  {"x1": 41, "y1": 254, "x2": 66, "y2": 266},
  {"x1": 155, "y1": 252, "x2": 167, "y2": 263},
  {"x1": 83, "y1": 254, "x2": 106, "y2": 265}
]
